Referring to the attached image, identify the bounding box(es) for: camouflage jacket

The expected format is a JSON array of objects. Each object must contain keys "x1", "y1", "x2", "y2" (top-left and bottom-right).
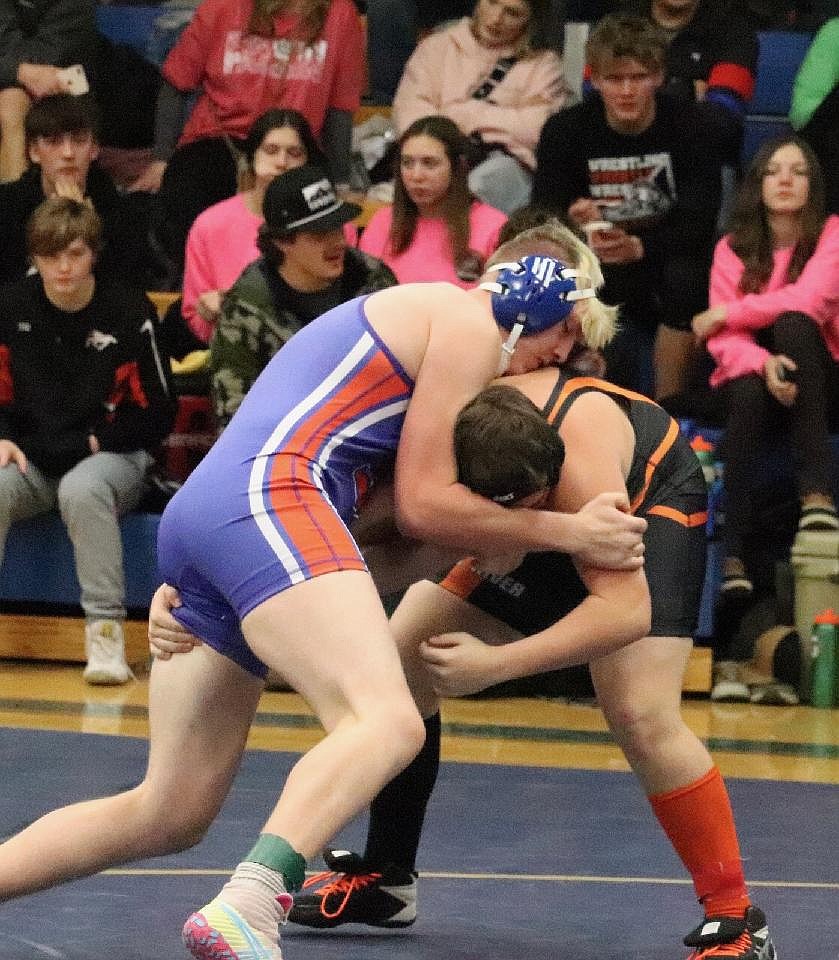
[{"x1": 210, "y1": 249, "x2": 396, "y2": 427}]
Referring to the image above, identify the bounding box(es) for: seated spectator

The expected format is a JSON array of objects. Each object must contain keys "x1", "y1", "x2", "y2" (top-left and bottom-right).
[
  {"x1": 392, "y1": 0, "x2": 568, "y2": 215},
  {"x1": 790, "y1": 17, "x2": 839, "y2": 215},
  {"x1": 130, "y1": 0, "x2": 365, "y2": 277},
  {"x1": 182, "y1": 109, "x2": 327, "y2": 343},
  {"x1": 0, "y1": 197, "x2": 175, "y2": 683},
  {"x1": 0, "y1": 0, "x2": 99, "y2": 183},
  {"x1": 533, "y1": 13, "x2": 726, "y2": 400},
  {"x1": 623, "y1": 0, "x2": 757, "y2": 161},
  {"x1": 0, "y1": 2, "x2": 160, "y2": 185},
  {"x1": 692, "y1": 136, "x2": 839, "y2": 597},
  {"x1": 358, "y1": 115, "x2": 507, "y2": 287},
  {"x1": 211, "y1": 164, "x2": 396, "y2": 428},
  {"x1": 0, "y1": 93, "x2": 159, "y2": 288}
]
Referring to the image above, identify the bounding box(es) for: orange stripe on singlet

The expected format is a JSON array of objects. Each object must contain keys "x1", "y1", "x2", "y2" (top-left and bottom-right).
[
  {"x1": 545, "y1": 377, "x2": 680, "y2": 515},
  {"x1": 544, "y1": 376, "x2": 657, "y2": 426},
  {"x1": 276, "y1": 350, "x2": 406, "y2": 463},
  {"x1": 627, "y1": 417, "x2": 680, "y2": 514},
  {"x1": 647, "y1": 505, "x2": 708, "y2": 527},
  {"x1": 265, "y1": 351, "x2": 409, "y2": 565}
]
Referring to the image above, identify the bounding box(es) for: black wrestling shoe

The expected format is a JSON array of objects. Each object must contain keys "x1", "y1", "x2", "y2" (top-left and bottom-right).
[
  {"x1": 288, "y1": 849, "x2": 417, "y2": 929},
  {"x1": 684, "y1": 906, "x2": 777, "y2": 959}
]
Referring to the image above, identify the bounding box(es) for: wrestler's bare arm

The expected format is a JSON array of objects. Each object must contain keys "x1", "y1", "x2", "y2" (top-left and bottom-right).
[
  {"x1": 423, "y1": 392, "x2": 651, "y2": 694},
  {"x1": 392, "y1": 293, "x2": 644, "y2": 562}
]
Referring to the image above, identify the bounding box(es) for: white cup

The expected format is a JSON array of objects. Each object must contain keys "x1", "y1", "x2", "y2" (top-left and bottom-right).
[{"x1": 582, "y1": 220, "x2": 613, "y2": 239}]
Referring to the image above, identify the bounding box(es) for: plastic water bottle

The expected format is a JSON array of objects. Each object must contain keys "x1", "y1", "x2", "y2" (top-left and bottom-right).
[
  {"x1": 809, "y1": 609, "x2": 839, "y2": 707},
  {"x1": 690, "y1": 435, "x2": 716, "y2": 487}
]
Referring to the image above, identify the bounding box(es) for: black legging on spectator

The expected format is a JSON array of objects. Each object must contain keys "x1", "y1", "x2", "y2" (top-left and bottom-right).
[{"x1": 718, "y1": 311, "x2": 839, "y2": 559}]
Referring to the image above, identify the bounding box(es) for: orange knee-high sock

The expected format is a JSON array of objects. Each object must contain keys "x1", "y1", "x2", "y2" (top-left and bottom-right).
[{"x1": 649, "y1": 766, "x2": 750, "y2": 917}]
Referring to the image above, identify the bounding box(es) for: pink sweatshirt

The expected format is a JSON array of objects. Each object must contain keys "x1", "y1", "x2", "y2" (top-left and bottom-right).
[
  {"x1": 392, "y1": 18, "x2": 567, "y2": 170},
  {"x1": 358, "y1": 201, "x2": 507, "y2": 287},
  {"x1": 182, "y1": 194, "x2": 261, "y2": 342},
  {"x1": 707, "y1": 214, "x2": 839, "y2": 387},
  {"x1": 182, "y1": 193, "x2": 359, "y2": 342}
]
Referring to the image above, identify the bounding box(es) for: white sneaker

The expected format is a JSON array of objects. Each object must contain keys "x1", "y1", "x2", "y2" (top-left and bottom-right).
[
  {"x1": 710, "y1": 660, "x2": 750, "y2": 703},
  {"x1": 84, "y1": 619, "x2": 134, "y2": 685}
]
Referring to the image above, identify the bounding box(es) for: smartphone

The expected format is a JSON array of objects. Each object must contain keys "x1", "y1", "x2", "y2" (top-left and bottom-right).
[{"x1": 58, "y1": 65, "x2": 89, "y2": 96}]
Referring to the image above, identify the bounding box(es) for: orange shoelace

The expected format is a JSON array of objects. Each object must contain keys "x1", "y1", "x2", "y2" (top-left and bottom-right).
[
  {"x1": 689, "y1": 931, "x2": 754, "y2": 958},
  {"x1": 301, "y1": 870, "x2": 384, "y2": 919}
]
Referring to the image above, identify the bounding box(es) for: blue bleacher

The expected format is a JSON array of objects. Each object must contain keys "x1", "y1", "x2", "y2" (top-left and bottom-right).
[
  {"x1": 95, "y1": 4, "x2": 161, "y2": 57},
  {"x1": 741, "y1": 30, "x2": 814, "y2": 166},
  {"x1": 0, "y1": 512, "x2": 161, "y2": 609}
]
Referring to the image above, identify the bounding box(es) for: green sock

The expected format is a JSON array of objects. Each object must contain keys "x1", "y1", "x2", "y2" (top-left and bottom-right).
[{"x1": 245, "y1": 834, "x2": 306, "y2": 892}]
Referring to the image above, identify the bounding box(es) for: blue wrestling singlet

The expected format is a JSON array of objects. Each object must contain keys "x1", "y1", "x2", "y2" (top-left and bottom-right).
[{"x1": 157, "y1": 295, "x2": 414, "y2": 676}]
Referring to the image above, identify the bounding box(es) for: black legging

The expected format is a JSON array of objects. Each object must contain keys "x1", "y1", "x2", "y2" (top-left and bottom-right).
[
  {"x1": 155, "y1": 137, "x2": 242, "y2": 278},
  {"x1": 799, "y1": 83, "x2": 839, "y2": 216},
  {"x1": 718, "y1": 311, "x2": 839, "y2": 559}
]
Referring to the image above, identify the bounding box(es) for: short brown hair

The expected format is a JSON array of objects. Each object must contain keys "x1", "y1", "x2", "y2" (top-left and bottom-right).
[
  {"x1": 24, "y1": 93, "x2": 100, "y2": 145},
  {"x1": 585, "y1": 14, "x2": 668, "y2": 73},
  {"x1": 455, "y1": 385, "x2": 565, "y2": 504},
  {"x1": 26, "y1": 197, "x2": 101, "y2": 258}
]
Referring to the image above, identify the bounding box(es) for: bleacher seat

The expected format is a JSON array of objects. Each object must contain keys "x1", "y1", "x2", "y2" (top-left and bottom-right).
[
  {"x1": 0, "y1": 512, "x2": 160, "y2": 608},
  {"x1": 741, "y1": 30, "x2": 814, "y2": 166},
  {"x1": 95, "y1": 5, "x2": 160, "y2": 57}
]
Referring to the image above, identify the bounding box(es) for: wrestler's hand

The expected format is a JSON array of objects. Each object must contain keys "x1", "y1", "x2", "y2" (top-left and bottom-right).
[
  {"x1": 148, "y1": 582, "x2": 201, "y2": 659},
  {"x1": 420, "y1": 632, "x2": 500, "y2": 698},
  {"x1": 571, "y1": 492, "x2": 646, "y2": 570}
]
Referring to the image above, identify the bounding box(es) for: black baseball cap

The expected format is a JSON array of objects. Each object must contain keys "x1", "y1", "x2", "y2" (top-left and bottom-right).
[{"x1": 262, "y1": 165, "x2": 361, "y2": 234}]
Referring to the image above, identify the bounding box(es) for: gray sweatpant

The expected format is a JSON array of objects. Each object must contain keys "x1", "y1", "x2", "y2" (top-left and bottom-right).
[{"x1": 0, "y1": 450, "x2": 152, "y2": 621}]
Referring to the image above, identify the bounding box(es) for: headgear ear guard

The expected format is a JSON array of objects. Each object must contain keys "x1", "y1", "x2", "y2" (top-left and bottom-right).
[{"x1": 480, "y1": 255, "x2": 596, "y2": 360}]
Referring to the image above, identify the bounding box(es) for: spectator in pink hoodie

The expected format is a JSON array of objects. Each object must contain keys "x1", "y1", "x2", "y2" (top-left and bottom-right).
[
  {"x1": 392, "y1": 0, "x2": 567, "y2": 214},
  {"x1": 181, "y1": 109, "x2": 322, "y2": 343},
  {"x1": 359, "y1": 115, "x2": 506, "y2": 288},
  {"x1": 693, "y1": 135, "x2": 839, "y2": 596}
]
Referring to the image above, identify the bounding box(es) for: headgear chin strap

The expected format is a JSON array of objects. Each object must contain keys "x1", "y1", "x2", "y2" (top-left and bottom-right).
[{"x1": 480, "y1": 255, "x2": 596, "y2": 360}]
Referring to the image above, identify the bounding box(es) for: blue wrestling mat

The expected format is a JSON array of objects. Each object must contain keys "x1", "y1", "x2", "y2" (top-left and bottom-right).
[{"x1": 0, "y1": 728, "x2": 835, "y2": 959}]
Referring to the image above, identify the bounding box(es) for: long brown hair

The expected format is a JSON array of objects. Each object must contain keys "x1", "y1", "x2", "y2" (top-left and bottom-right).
[
  {"x1": 389, "y1": 115, "x2": 478, "y2": 276},
  {"x1": 728, "y1": 135, "x2": 827, "y2": 294},
  {"x1": 247, "y1": 0, "x2": 330, "y2": 42}
]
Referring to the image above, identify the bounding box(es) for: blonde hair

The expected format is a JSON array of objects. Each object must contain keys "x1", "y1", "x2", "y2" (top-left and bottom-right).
[
  {"x1": 486, "y1": 220, "x2": 619, "y2": 350},
  {"x1": 26, "y1": 196, "x2": 101, "y2": 258}
]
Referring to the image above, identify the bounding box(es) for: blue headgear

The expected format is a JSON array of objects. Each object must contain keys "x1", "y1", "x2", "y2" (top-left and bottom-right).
[{"x1": 480, "y1": 255, "x2": 596, "y2": 362}]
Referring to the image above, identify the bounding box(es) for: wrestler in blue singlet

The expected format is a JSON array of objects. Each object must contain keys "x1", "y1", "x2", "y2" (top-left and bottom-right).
[{"x1": 157, "y1": 295, "x2": 413, "y2": 677}]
